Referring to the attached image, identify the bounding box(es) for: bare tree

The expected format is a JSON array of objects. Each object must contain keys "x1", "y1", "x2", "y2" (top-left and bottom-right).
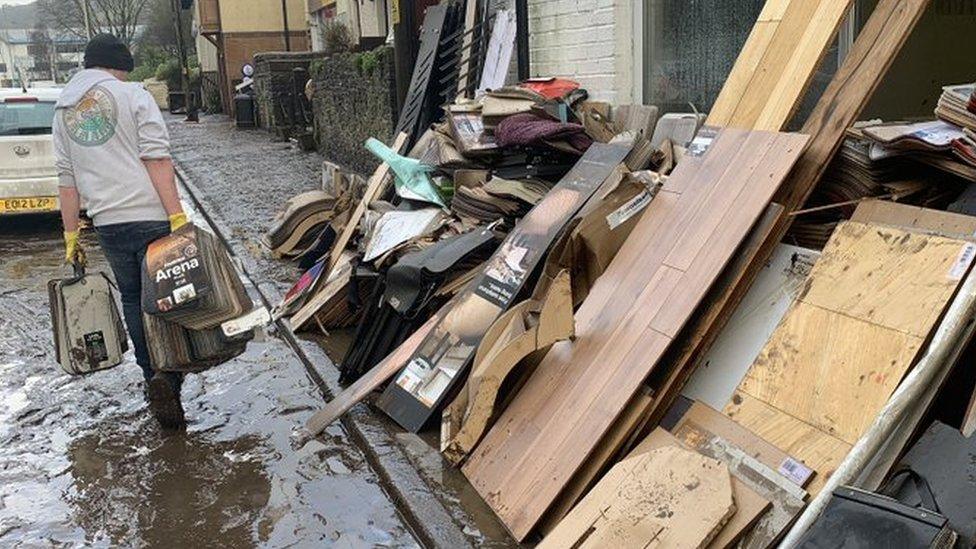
[{"x1": 37, "y1": 0, "x2": 151, "y2": 47}]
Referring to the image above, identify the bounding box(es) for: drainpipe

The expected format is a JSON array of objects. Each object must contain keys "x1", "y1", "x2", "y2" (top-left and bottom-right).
[
  {"x1": 515, "y1": 0, "x2": 529, "y2": 81},
  {"x1": 282, "y1": 0, "x2": 292, "y2": 51}
]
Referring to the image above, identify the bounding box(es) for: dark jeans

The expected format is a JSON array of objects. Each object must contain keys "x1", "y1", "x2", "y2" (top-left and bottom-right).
[{"x1": 96, "y1": 221, "x2": 181, "y2": 391}]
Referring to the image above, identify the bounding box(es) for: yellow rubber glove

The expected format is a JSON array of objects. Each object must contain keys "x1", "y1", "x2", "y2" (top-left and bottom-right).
[
  {"x1": 64, "y1": 230, "x2": 87, "y2": 267},
  {"x1": 169, "y1": 212, "x2": 189, "y2": 232}
]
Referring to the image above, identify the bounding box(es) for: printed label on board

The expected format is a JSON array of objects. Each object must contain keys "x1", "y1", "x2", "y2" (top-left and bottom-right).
[
  {"x1": 687, "y1": 126, "x2": 718, "y2": 158},
  {"x1": 778, "y1": 457, "x2": 814, "y2": 486},
  {"x1": 84, "y1": 331, "x2": 109, "y2": 362},
  {"x1": 948, "y1": 243, "x2": 976, "y2": 280},
  {"x1": 606, "y1": 189, "x2": 653, "y2": 230}
]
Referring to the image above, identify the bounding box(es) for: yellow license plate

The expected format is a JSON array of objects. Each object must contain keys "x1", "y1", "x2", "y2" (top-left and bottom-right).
[{"x1": 0, "y1": 196, "x2": 58, "y2": 213}]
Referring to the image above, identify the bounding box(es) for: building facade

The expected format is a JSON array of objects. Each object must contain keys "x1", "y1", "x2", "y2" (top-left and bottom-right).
[
  {"x1": 0, "y1": 29, "x2": 86, "y2": 87},
  {"x1": 306, "y1": 0, "x2": 391, "y2": 52},
  {"x1": 527, "y1": 0, "x2": 976, "y2": 121},
  {"x1": 194, "y1": 0, "x2": 310, "y2": 113}
]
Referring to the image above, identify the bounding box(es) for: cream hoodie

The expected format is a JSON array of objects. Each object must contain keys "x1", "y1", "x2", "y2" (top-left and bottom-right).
[{"x1": 53, "y1": 69, "x2": 170, "y2": 226}]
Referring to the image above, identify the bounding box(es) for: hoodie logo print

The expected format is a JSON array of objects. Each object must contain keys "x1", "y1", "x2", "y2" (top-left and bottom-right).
[{"x1": 63, "y1": 85, "x2": 118, "y2": 146}]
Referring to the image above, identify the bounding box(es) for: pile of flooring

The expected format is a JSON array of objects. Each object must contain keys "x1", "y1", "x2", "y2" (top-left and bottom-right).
[
  {"x1": 936, "y1": 83, "x2": 976, "y2": 131},
  {"x1": 262, "y1": 190, "x2": 338, "y2": 258},
  {"x1": 141, "y1": 226, "x2": 254, "y2": 373}
]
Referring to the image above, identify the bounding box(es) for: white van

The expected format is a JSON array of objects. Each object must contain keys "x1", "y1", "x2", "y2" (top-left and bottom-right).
[{"x1": 0, "y1": 88, "x2": 62, "y2": 215}]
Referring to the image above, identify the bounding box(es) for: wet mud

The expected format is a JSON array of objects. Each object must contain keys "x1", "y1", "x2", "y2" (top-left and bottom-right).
[{"x1": 0, "y1": 215, "x2": 415, "y2": 547}]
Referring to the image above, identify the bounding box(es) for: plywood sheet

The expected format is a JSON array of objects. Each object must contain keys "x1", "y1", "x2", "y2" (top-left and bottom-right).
[
  {"x1": 463, "y1": 128, "x2": 809, "y2": 540},
  {"x1": 725, "y1": 392, "x2": 849, "y2": 496},
  {"x1": 707, "y1": 0, "x2": 855, "y2": 131},
  {"x1": 538, "y1": 442, "x2": 735, "y2": 549},
  {"x1": 726, "y1": 220, "x2": 973, "y2": 494},
  {"x1": 738, "y1": 300, "x2": 922, "y2": 443},
  {"x1": 798, "y1": 223, "x2": 973, "y2": 338}
]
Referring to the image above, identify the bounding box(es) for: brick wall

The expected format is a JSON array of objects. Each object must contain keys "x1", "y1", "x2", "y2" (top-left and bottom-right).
[{"x1": 527, "y1": 0, "x2": 637, "y2": 104}]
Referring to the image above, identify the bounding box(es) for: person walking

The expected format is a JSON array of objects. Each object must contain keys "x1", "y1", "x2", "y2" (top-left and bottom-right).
[{"x1": 54, "y1": 34, "x2": 188, "y2": 429}]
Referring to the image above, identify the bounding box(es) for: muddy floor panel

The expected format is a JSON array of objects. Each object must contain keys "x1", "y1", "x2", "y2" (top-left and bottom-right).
[{"x1": 0, "y1": 215, "x2": 416, "y2": 547}]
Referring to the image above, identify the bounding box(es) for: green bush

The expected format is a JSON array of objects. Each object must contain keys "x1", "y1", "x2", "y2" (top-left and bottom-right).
[
  {"x1": 155, "y1": 58, "x2": 182, "y2": 89},
  {"x1": 129, "y1": 64, "x2": 156, "y2": 83}
]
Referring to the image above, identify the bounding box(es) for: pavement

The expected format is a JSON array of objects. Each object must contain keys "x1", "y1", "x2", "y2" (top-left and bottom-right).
[{"x1": 168, "y1": 114, "x2": 514, "y2": 548}]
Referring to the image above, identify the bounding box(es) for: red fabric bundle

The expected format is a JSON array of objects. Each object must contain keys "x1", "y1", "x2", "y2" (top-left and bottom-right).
[
  {"x1": 520, "y1": 78, "x2": 580, "y2": 100},
  {"x1": 494, "y1": 113, "x2": 593, "y2": 154}
]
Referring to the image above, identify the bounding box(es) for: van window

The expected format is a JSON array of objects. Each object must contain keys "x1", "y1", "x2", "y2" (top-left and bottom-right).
[{"x1": 0, "y1": 101, "x2": 57, "y2": 136}]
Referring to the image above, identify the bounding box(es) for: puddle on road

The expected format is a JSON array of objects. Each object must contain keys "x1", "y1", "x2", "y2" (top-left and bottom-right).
[{"x1": 0, "y1": 215, "x2": 415, "y2": 547}]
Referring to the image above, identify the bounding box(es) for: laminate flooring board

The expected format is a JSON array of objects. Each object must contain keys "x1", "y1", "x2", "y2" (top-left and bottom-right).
[
  {"x1": 463, "y1": 129, "x2": 809, "y2": 540},
  {"x1": 708, "y1": 0, "x2": 854, "y2": 131},
  {"x1": 463, "y1": 133, "x2": 804, "y2": 534}
]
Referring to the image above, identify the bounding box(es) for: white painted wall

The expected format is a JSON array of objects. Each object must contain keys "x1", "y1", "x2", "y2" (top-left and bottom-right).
[{"x1": 526, "y1": 0, "x2": 638, "y2": 104}]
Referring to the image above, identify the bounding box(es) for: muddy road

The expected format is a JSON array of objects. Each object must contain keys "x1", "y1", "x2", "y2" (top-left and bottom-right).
[{"x1": 0, "y1": 214, "x2": 416, "y2": 547}]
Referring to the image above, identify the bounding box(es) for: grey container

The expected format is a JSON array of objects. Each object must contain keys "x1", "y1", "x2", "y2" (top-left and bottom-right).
[{"x1": 48, "y1": 267, "x2": 128, "y2": 375}]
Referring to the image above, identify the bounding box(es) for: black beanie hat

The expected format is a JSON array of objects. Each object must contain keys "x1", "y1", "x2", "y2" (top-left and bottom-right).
[{"x1": 84, "y1": 33, "x2": 134, "y2": 72}]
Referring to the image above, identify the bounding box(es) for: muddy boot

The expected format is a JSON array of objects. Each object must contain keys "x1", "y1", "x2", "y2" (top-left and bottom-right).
[{"x1": 147, "y1": 373, "x2": 186, "y2": 429}]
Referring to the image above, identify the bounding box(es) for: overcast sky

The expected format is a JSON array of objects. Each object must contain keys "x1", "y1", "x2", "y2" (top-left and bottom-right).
[{"x1": 0, "y1": 0, "x2": 35, "y2": 6}]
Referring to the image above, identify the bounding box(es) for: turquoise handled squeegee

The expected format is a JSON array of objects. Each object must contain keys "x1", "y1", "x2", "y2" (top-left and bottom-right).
[{"x1": 365, "y1": 138, "x2": 447, "y2": 208}]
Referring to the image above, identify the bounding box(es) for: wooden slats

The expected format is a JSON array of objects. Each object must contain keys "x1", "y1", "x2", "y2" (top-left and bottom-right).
[
  {"x1": 707, "y1": 0, "x2": 855, "y2": 131},
  {"x1": 462, "y1": 129, "x2": 809, "y2": 540}
]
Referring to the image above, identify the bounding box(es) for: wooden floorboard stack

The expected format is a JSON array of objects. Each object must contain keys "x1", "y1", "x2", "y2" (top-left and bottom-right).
[
  {"x1": 462, "y1": 128, "x2": 808, "y2": 540},
  {"x1": 706, "y1": 0, "x2": 855, "y2": 131},
  {"x1": 637, "y1": 0, "x2": 933, "y2": 459},
  {"x1": 725, "y1": 221, "x2": 976, "y2": 495}
]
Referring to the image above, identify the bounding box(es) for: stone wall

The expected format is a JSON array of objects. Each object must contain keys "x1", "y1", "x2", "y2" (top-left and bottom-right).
[
  {"x1": 310, "y1": 46, "x2": 397, "y2": 175},
  {"x1": 252, "y1": 51, "x2": 328, "y2": 131}
]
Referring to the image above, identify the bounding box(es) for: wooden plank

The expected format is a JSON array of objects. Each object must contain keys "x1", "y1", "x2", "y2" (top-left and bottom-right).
[
  {"x1": 538, "y1": 442, "x2": 735, "y2": 549},
  {"x1": 462, "y1": 129, "x2": 808, "y2": 540},
  {"x1": 851, "y1": 199, "x2": 976, "y2": 239},
  {"x1": 300, "y1": 313, "x2": 440, "y2": 441},
  {"x1": 708, "y1": 0, "x2": 854, "y2": 131},
  {"x1": 290, "y1": 133, "x2": 408, "y2": 330},
  {"x1": 537, "y1": 387, "x2": 655, "y2": 537},
  {"x1": 707, "y1": 0, "x2": 794, "y2": 127},
  {"x1": 634, "y1": 0, "x2": 932, "y2": 490},
  {"x1": 749, "y1": 0, "x2": 856, "y2": 130}
]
